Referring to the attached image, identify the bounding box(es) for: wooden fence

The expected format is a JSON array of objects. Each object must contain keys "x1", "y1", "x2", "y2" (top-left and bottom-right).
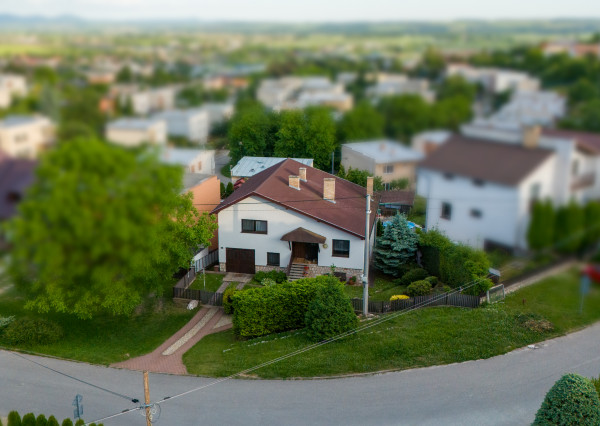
[
  {"x1": 351, "y1": 292, "x2": 480, "y2": 314},
  {"x1": 172, "y1": 286, "x2": 224, "y2": 306}
]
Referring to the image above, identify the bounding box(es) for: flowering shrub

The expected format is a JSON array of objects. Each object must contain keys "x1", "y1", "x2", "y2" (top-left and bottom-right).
[{"x1": 390, "y1": 295, "x2": 409, "y2": 301}]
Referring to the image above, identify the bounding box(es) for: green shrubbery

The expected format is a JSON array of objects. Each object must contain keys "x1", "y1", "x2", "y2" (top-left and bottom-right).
[
  {"x1": 222, "y1": 285, "x2": 238, "y2": 315},
  {"x1": 231, "y1": 275, "x2": 343, "y2": 338},
  {"x1": 1, "y1": 318, "x2": 64, "y2": 346},
  {"x1": 304, "y1": 282, "x2": 358, "y2": 342},
  {"x1": 4, "y1": 413, "x2": 100, "y2": 426},
  {"x1": 253, "y1": 270, "x2": 287, "y2": 284},
  {"x1": 406, "y1": 280, "x2": 432, "y2": 297},
  {"x1": 374, "y1": 214, "x2": 419, "y2": 276},
  {"x1": 534, "y1": 373, "x2": 600, "y2": 425},
  {"x1": 396, "y1": 267, "x2": 429, "y2": 286}
]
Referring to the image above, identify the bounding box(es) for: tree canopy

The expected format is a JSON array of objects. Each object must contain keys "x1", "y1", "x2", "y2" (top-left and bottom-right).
[
  {"x1": 337, "y1": 100, "x2": 384, "y2": 142},
  {"x1": 7, "y1": 138, "x2": 216, "y2": 319}
]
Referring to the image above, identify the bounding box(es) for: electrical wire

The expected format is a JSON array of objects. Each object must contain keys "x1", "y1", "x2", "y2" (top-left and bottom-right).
[{"x1": 8, "y1": 351, "x2": 140, "y2": 404}]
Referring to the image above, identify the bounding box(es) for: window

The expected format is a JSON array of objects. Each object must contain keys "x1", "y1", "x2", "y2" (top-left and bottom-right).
[
  {"x1": 473, "y1": 179, "x2": 485, "y2": 187},
  {"x1": 443, "y1": 172, "x2": 454, "y2": 180},
  {"x1": 441, "y1": 202, "x2": 452, "y2": 220},
  {"x1": 470, "y1": 208, "x2": 482, "y2": 219},
  {"x1": 241, "y1": 219, "x2": 267, "y2": 234},
  {"x1": 383, "y1": 164, "x2": 394, "y2": 174},
  {"x1": 332, "y1": 239, "x2": 350, "y2": 258},
  {"x1": 267, "y1": 252, "x2": 280, "y2": 266}
]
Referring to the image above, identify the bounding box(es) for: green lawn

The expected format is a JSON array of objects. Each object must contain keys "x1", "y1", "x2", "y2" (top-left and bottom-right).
[
  {"x1": 184, "y1": 268, "x2": 600, "y2": 379},
  {"x1": 0, "y1": 278, "x2": 196, "y2": 365},
  {"x1": 189, "y1": 273, "x2": 224, "y2": 292},
  {"x1": 344, "y1": 275, "x2": 406, "y2": 301}
]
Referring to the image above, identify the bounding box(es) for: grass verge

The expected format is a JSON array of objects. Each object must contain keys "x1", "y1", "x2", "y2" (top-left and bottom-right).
[
  {"x1": 344, "y1": 275, "x2": 406, "y2": 301},
  {"x1": 188, "y1": 273, "x2": 224, "y2": 292},
  {"x1": 184, "y1": 268, "x2": 600, "y2": 379}
]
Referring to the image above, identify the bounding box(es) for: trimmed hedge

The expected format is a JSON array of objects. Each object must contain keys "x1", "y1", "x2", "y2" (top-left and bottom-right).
[
  {"x1": 304, "y1": 282, "x2": 358, "y2": 342},
  {"x1": 1, "y1": 318, "x2": 63, "y2": 346},
  {"x1": 253, "y1": 270, "x2": 287, "y2": 284},
  {"x1": 406, "y1": 280, "x2": 432, "y2": 297},
  {"x1": 231, "y1": 275, "x2": 340, "y2": 338},
  {"x1": 534, "y1": 373, "x2": 600, "y2": 425},
  {"x1": 222, "y1": 285, "x2": 237, "y2": 315},
  {"x1": 397, "y1": 267, "x2": 429, "y2": 287}
]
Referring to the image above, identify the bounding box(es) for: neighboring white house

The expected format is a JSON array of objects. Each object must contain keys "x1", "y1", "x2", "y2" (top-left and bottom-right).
[
  {"x1": 160, "y1": 147, "x2": 216, "y2": 175},
  {"x1": 0, "y1": 74, "x2": 28, "y2": 108},
  {"x1": 487, "y1": 90, "x2": 566, "y2": 127},
  {"x1": 212, "y1": 159, "x2": 378, "y2": 280},
  {"x1": 417, "y1": 126, "x2": 600, "y2": 251},
  {"x1": 105, "y1": 118, "x2": 167, "y2": 147},
  {"x1": 367, "y1": 73, "x2": 436, "y2": 103},
  {"x1": 445, "y1": 64, "x2": 540, "y2": 93},
  {"x1": 200, "y1": 102, "x2": 234, "y2": 129},
  {"x1": 120, "y1": 86, "x2": 178, "y2": 115},
  {"x1": 152, "y1": 109, "x2": 209, "y2": 144},
  {"x1": 230, "y1": 156, "x2": 314, "y2": 182},
  {"x1": 341, "y1": 140, "x2": 424, "y2": 188},
  {"x1": 0, "y1": 115, "x2": 55, "y2": 159}
]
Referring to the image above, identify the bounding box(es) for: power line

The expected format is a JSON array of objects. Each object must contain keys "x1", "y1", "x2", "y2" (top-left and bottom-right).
[{"x1": 8, "y1": 351, "x2": 140, "y2": 404}]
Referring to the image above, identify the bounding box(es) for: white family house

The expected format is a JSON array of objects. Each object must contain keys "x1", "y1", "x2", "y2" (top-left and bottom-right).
[
  {"x1": 152, "y1": 109, "x2": 209, "y2": 144},
  {"x1": 417, "y1": 125, "x2": 600, "y2": 252},
  {"x1": 0, "y1": 115, "x2": 55, "y2": 159},
  {"x1": 0, "y1": 74, "x2": 28, "y2": 109},
  {"x1": 445, "y1": 64, "x2": 540, "y2": 94},
  {"x1": 212, "y1": 159, "x2": 378, "y2": 281},
  {"x1": 105, "y1": 118, "x2": 167, "y2": 147},
  {"x1": 366, "y1": 73, "x2": 436, "y2": 103}
]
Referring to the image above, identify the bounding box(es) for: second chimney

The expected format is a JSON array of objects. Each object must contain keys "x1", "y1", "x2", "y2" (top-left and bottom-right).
[
  {"x1": 366, "y1": 176, "x2": 374, "y2": 197},
  {"x1": 323, "y1": 178, "x2": 335, "y2": 202},
  {"x1": 522, "y1": 125, "x2": 541, "y2": 149},
  {"x1": 299, "y1": 167, "x2": 307, "y2": 181},
  {"x1": 289, "y1": 175, "x2": 300, "y2": 190}
]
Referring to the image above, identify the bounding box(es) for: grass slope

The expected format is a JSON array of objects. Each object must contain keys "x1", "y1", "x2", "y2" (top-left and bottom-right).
[{"x1": 184, "y1": 268, "x2": 600, "y2": 379}]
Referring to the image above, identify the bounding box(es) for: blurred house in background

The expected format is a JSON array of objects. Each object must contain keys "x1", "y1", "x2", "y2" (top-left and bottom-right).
[
  {"x1": 540, "y1": 41, "x2": 600, "y2": 58},
  {"x1": 230, "y1": 156, "x2": 314, "y2": 182},
  {"x1": 85, "y1": 69, "x2": 117, "y2": 85},
  {"x1": 446, "y1": 64, "x2": 540, "y2": 93},
  {"x1": 377, "y1": 189, "x2": 415, "y2": 216},
  {"x1": 417, "y1": 125, "x2": 600, "y2": 251},
  {"x1": 152, "y1": 108, "x2": 209, "y2": 144},
  {"x1": 367, "y1": 73, "x2": 436, "y2": 103},
  {"x1": 182, "y1": 172, "x2": 221, "y2": 253},
  {"x1": 341, "y1": 140, "x2": 423, "y2": 189},
  {"x1": 0, "y1": 115, "x2": 55, "y2": 159},
  {"x1": 105, "y1": 118, "x2": 167, "y2": 147},
  {"x1": 412, "y1": 130, "x2": 452, "y2": 155},
  {"x1": 200, "y1": 102, "x2": 234, "y2": 129},
  {"x1": 0, "y1": 74, "x2": 28, "y2": 108},
  {"x1": 160, "y1": 147, "x2": 215, "y2": 175}
]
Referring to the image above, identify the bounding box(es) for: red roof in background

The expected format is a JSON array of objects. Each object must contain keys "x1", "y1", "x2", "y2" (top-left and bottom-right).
[
  {"x1": 212, "y1": 159, "x2": 378, "y2": 239},
  {"x1": 542, "y1": 128, "x2": 600, "y2": 155}
]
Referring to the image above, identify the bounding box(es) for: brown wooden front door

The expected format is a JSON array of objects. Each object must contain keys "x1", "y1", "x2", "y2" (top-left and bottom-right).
[
  {"x1": 225, "y1": 248, "x2": 255, "y2": 274},
  {"x1": 292, "y1": 242, "x2": 306, "y2": 260}
]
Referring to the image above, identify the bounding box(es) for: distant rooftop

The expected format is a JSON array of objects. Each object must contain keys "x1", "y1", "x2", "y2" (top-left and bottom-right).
[
  {"x1": 160, "y1": 147, "x2": 214, "y2": 166},
  {"x1": 342, "y1": 140, "x2": 423, "y2": 163},
  {"x1": 153, "y1": 108, "x2": 207, "y2": 119},
  {"x1": 107, "y1": 118, "x2": 162, "y2": 130},
  {"x1": 231, "y1": 156, "x2": 314, "y2": 178},
  {"x1": 0, "y1": 115, "x2": 46, "y2": 128}
]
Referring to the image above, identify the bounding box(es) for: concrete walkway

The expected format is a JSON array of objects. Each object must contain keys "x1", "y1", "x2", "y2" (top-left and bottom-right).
[
  {"x1": 112, "y1": 306, "x2": 232, "y2": 375},
  {"x1": 218, "y1": 272, "x2": 253, "y2": 292}
]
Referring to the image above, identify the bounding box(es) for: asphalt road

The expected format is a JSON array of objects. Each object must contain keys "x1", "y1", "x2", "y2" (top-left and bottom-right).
[{"x1": 2, "y1": 322, "x2": 600, "y2": 426}]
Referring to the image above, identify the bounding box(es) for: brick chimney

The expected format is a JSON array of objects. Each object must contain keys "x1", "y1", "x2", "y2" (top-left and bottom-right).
[
  {"x1": 299, "y1": 167, "x2": 307, "y2": 181},
  {"x1": 289, "y1": 175, "x2": 300, "y2": 190},
  {"x1": 366, "y1": 176, "x2": 374, "y2": 197},
  {"x1": 323, "y1": 178, "x2": 335, "y2": 202},
  {"x1": 522, "y1": 125, "x2": 541, "y2": 149}
]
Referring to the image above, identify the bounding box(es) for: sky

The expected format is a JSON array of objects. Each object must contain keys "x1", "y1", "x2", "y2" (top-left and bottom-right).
[{"x1": 2, "y1": 0, "x2": 600, "y2": 22}]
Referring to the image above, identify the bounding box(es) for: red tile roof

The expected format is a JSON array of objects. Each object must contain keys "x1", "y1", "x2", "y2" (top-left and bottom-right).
[
  {"x1": 212, "y1": 159, "x2": 377, "y2": 239},
  {"x1": 418, "y1": 134, "x2": 554, "y2": 186},
  {"x1": 542, "y1": 128, "x2": 600, "y2": 154}
]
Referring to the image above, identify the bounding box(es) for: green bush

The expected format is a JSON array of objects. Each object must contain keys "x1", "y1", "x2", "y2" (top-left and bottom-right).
[
  {"x1": 222, "y1": 285, "x2": 237, "y2": 315},
  {"x1": 406, "y1": 280, "x2": 432, "y2": 297},
  {"x1": 261, "y1": 278, "x2": 277, "y2": 287},
  {"x1": 0, "y1": 315, "x2": 15, "y2": 330},
  {"x1": 60, "y1": 419, "x2": 73, "y2": 426},
  {"x1": 397, "y1": 268, "x2": 429, "y2": 286},
  {"x1": 21, "y1": 414, "x2": 35, "y2": 426},
  {"x1": 304, "y1": 282, "x2": 358, "y2": 342},
  {"x1": 232, "y1": 276, "x2": 338, "y2": 338},
  {"x1": 46, "y1": 418, "x2": 59, "y2": 426},
  {"x1": 425, "y1": 276, "x2": 438, "y2": 286},
  {"x1": 8, "y1": 411, "x2": 21, "y2": 426},
  {"x1": 253, "y1": 270, "x2": 287, "y2": 284},
  {"x1": 534, "y1": 373, "x2": 600, "y2": 425},
  {"x1": 1, "y1": 318, "x2": 64, "y2": 346},
  {"x1": 591, "y1": 375, "x2": 600, "y2": 399},
  {"x1": 35, "y1": 415, "x2": 47, "y2": 426}
]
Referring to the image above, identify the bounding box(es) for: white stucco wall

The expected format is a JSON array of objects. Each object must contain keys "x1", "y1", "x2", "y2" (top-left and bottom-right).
[
  {"x1": 106, "y1": 121, "x2": 167, "y2": 147},
  {"x1": 0, "y1": 117, "x2": 55, "y2": 159},
  {"x1": 217, "y1": 195, "x2": 366, "y2": 271}
]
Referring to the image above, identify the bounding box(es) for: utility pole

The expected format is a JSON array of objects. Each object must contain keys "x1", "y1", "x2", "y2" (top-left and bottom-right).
[
  {"x1": 143, "y1": 371, "x2": 152, "y2": 426},
  {"x1": 331, "y1": 151, "x2": 335, "y2": 175},
  {"x1": 363, "y1": 193, "x2": 371, "y2": 316}
]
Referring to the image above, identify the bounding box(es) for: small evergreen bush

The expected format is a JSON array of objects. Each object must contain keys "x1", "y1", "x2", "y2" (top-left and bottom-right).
[
  {"x1": 35, "y1": 415, "x2": 48, "y2": 426},
  {"x1": 406, "y1": 280, "x2": 432, "y2": 297},
  {"x1": 60, "y1": 419, "x2": 73, "y2": 426},
  {"x1": 253, "y1": 270, "x2": 287, "y2": 284},
  {"x1": 534, "y1": 373, "x2": 600, "y2": 425},
  {"x1": 7, "y1": 411, "x2": 21, "y2": 426},
  {"x1": 46, "y1": 417, "x2": 59, "y2": 426},
  {"x1": 21, "y1": 414, "x2": 35, "y2": 426},
  {"x1": 397, "y1": 268, "x2": 429, "y2": 287},
  {"x1": 1, "y1": 318, "x2": 64, "y2": 346},
  {"x1": 222, "y1": 285, "x2": 237, "y2": 315},
  {"x1": 425, "y1": 276, "x2": 438, "y2": 286},
  {"x1": 304, "y1": 282, "x2": 358, "y2": 342}
]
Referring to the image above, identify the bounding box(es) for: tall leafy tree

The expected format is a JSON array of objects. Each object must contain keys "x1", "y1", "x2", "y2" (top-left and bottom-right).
[
  {"x1": 437, "y1": 75, "x2": 477, "y2": 102},
  {"x1": 7, "y1": 138, "x2": 217, "y2": 319},
  {"x1": 337, "y1": 100, "x2": 384, "y2": 143},
  {"x1": 377, "y1": 94, "x2": 432, "y2": 143},
  {"x1": 227, "y1": 104, "x2": 278, "y2": 164},
  {"x1": 374, "y1": 214, "x2": 418, "y2": 276}
]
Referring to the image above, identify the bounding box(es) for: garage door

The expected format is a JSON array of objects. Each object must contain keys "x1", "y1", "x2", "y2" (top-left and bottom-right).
[{"x1": 225, "y1": 248, "x2": 255, "y2": 274}]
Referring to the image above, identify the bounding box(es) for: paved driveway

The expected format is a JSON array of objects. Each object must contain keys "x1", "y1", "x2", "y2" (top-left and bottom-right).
[{"x1": 2, "y1": 322, "x2": 600, "y2": 425}]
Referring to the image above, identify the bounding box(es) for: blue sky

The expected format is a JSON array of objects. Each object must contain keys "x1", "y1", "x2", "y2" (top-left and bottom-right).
[{"x1": 2, "y1": 0, "x2": 600, "y2": 21}]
